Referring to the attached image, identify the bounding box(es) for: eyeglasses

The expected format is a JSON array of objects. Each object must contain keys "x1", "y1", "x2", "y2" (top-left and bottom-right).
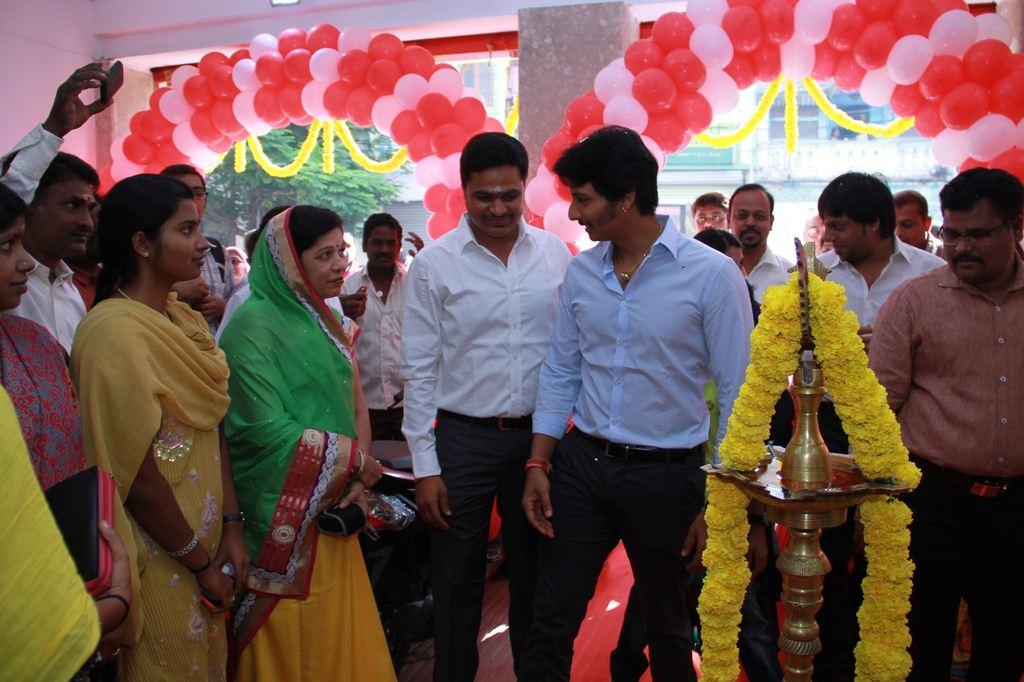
[
  {"x1": 192, "y1": 189, "x2": 208, "y2": 199},
  {"x1": 695, "y1": 212, "x2": 726, "y2": 226},
  {"x1": 938, "y1": 221, "x2": 1010, "y2": 247}
]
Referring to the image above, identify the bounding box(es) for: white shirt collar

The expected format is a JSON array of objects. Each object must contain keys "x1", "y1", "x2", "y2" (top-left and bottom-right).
[
  {"x1": 454, "y1": 215, "x2": 534, "y2": 252},
  {"x1": 27, "y1": 252, "x2": 74, "y2": 285}
]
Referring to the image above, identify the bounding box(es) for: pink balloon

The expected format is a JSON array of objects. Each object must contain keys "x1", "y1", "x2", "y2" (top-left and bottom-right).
[
  {"x1": 309, "y1": 48, "x2": 341, "y2": 82},
  {"x1": 781, "y1": 39, "x2": 815, "y2": 80},
  {"x1": 689, "y1": 0, "x2": 730, "y2": 27},
  {"x1": 929, "y1": 10, "x2": 978, "y2": 57},
  {"x1": 976, "y1": 13, "x2": 1012, "y2": 45},
  {"x1": 110, "y1": 158, "x2": 145, "y2": 181},
  {"x1": 1017, "y1": 119, "x2": 1024, "y2": 150},
  {"x1": 594, "y1": 63, "x2": 635, "y2": 104},
  {"x1": 394, "y1": 74, "x2": 430, "y2": 108},
  {"x1": 794, "y1": 0, "x2": 834, "y2": 45},
  {"x1": 967, "y1": 113, "x2": 1016, "y2": 162},
  {"x1": 232, "y1": 59, "x2": 261, "y2": 91},
  {"x1": 698, "y1": 70, "x2": 739, "y2": 115},
  {"x1": 232, "y1": 90, "x2": 272, "y2": 136},
  {"x1": 413, "y1": 155, "x2": 444, "y2": 187},
  {"x1": 338, "y1": 26, "x2": 372, "y2": 54},
  {"x1": 640, "y1": 135, "x2": 666, "y2": 170},
  {"x1": 249, "y1": 33, "x2": 278, "y2": 60},
  {"x1": 371, "y1": 95, "x2": 403, "y2": 134},
  {"x1": 441, "y1": 153, "x2": 462, "y2": 190},
  {"x1": 690, "y1": 25, "x2": 734, "y2": 71},
  {"x1": 603, "y1": 95, "x2": 649, "y2": 132},
  {"x1": 301, "y1": 80, "x2": 330, "y2": 120},
  {"x1": 158, "y1": 89, "x2": 194, "y2": 124},
  {"x1": 170, "y1": 65, "x2": 199, "y2": 91},
  {"x1": 525, "y1": 174, "x2": 560, "y2": 217},
  {"x1": 429, "y1": 68, "x2": 464, "y2": 104},
  {"x1": 172, "y1": 121, "x2": 206, "y2": 156},
  {"x1": 544, "y1": 201, "x2": 585, "y2": 243},
  {"x1": 887, "y1": 35, "x2": 933, "y2": 85},
  {"x1": 860, "y1": 68, "x2": 896, "y2": 107},
  {"x1": 932, "y1": 128, "x2": 970, "y2": 167}
]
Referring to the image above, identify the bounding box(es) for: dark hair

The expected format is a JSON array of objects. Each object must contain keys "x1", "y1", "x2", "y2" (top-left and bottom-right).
[
  {"x1": 459, "y1": 133, "x2": 529, "y2": 186},
  {"x1": 244, "y1": 205, "x2": 291, "y2": 258},
  {"x1": 694, "y1": 228, "x2": 741, "y2": 252},
  {"x1": 692, "y1": 192, "x2": 728, "y2": 214},
  {"x1": 362, "y1": 213, "x2": 403, "y2": 249},
  {"x1": 893, "y1": 190, "x2": 928, "y2": 218},
  {"x1": 289, "y1": 205, "x2": 344, "y2": 255},
  {"x1": 940, "y1": 168, "x2": 1024, "y2": 224},
  {"x1": 95, "y1": 174, "x2": 193, "y2": 303},
  {"x1": 818, "y1": 172, "x2": 895, "y2": 238},
  {"x1": 553, "y1": 126, "x2": 659, "y2": 215},
  {"x1": 160, "y1": 164, "x2": 205, "y2": 189},
  {"x1": 0, "y1": 184, "x2": 27, "y2": 232},
  {"x1": 34, "y1": 152, "x2": 99, "y2": 203},
  {"x1": 729, "y1": 183, "x2": 775, "y2": 215}
]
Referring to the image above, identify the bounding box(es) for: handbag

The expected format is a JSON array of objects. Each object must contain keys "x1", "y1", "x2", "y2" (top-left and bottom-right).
[{"x1": 44, "y1": 466, "x2": 116, "y2": 597}]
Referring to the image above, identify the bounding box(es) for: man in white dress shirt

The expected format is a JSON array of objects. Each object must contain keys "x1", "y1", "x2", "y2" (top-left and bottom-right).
[
  {"x1": 7, "y1": 153, "x2": 98, "y2": 352},
  {"x1": 729, "y1": 183, "x2": 793, "y2": 302},
  {"x1": 341, "y1": 213, "x2": 407, "y2": 441},
  {"x1": 402, "y1": 133, "x2": 572, "y2": 681},
  {"x1": 894, "y1": 190, "x2": 944, "y2": 258}
]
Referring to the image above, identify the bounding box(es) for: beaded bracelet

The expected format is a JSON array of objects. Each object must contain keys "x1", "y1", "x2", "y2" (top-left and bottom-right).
[{"x1": 168, "y1": 533, "x2": 199, "y2": 558}]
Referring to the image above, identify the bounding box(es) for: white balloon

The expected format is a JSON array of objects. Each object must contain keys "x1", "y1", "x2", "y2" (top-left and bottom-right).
[
  {"x1": 300, "y1": 80, "x2": 330, "y2": 121},
  {"x1": 929, "y1": 10, "x2": 978, "y2": 57},
  {"x1": 698, "y1": 70, "x2": 740, "y2": 115},
  {"x1": 781, "y1": 39, "x2": 816, "y2": 80},
  {"x1": 110, "y1": 158, "x2": 145, "y2": 181},
  {"x1": 172, "y1": 122, "x2": 206, "y2": 156},
  {"x1": 544, "y1": 201, "x2": 585, "y2": 243},
  {"x1": 967, "y1": 113, "x2": 1016, "y2": 162},
  {"x1": 794, "y1": 0, "x2": 834, "y2": 45},
  {"x1": 690, "y1": 24, "x2": 734, "y2": 72},
  {"x1": 976, "y1": 13, "x2": 1013, "y2": 45},
  {"x1": 860, "y1": 69, "x2": 896, "y2": 107},
  {"x1": 429, "y1": 68, "x2": 464, "y2": 104},
  {"x1": 413, "y1": 155, "x2": 444, "y2": 187},
  {"x1": 338, "y1": 26, "x2": 372, "y2": 54},
  {"x1": 232, "y1": 90, "x2": 271, "y2": 136},
  {"x1": 232, "y1": 59, "x2": 261, "y2": 91},
  {"x1": 393, "y1": 74, "x2": 430, "y2": 109},
  {"x1": 169, "y1": 65, "x2": 199, "y2": 91},
  {"x1": 371, "y1": 95, "x2": 402, "y2": 134},
  {"x1": 309, "y1": 48, "x2": 341, "y2": 82},
  {"x1": 1017, "y1": 119, "x2": 1024, "y2": 150},
  {"x1": 688, "y1": 0, "x2": 729, "y2": 27},
  {"x1": 249, "y1": 33, "x2": 278, "y2": 60},
  {"x1": 524, "y1": 173, "x2": 559, "y2": 216},
  {"x1": 887, "y1": 35, "x2": 934, "y2": 85},
  {"x1": 594, "y1": 63, "x2": 635, "y2": 104},
  {"x1": 602, "y1": 95, "x2": 649, "y2": 132},
  {"x1": 932, "y1": 128, "x2": 970, "y2": 167},
  {"x1": 158, "y1": 89, "x2": 194, "y2": 124},
  {"x1": 441, "y1": 153, "x2": 461, "y2": 190},
  {"x1": 191, "y1": 147, "x2": 222, "y2": 171}
]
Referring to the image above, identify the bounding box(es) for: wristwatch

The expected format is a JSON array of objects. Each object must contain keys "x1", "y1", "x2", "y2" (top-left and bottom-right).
[{"x1": 222, "y1": 512, "x2": 247, "y2": 524}]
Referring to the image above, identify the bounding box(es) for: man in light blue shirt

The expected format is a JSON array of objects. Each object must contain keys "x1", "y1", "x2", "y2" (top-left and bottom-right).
[{"x1": 519, "y1": 127, "x2": 754, "y2": 681}]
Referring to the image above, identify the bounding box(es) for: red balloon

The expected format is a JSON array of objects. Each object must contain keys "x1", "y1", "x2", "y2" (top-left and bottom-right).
[
  {"x1": 190, "y1": 110, "x2": 220, "y2": 146},
  {"x1": 430, "y1": 122, "x2": 469, "y2": 157},
  {"x1": 416, "y1": 92, "x2": 454, "y2": 129},
  {"x1": 857, "y1": 0, "x2": 899, "y2": 20},
  {"x1": 284, "y1": 49, "x2": 312, "y2": 83},
  {"x1": 368, "y1": 33, "x2": 404, "y2": 62},
  {"x1": 183, "y1": 75, "x2": 214, "y2": 110},
  {"x1": 940, "y1": 83, "x2": 989, "y2": 130},
  {"x1": 149, "y1": 87, "x2": 170, "y2": 111},
  {"x1": 278, "y1": 83, "x2": 305, "y2": 121},
  {"x1": 446, "y1": 187, "x2": 467, "y2": 216},
  {"x1": 564, "y1": 94, "x2": 605, "y2": 137},
  {"x1": 277, "y1": 28, "x2": 307, "y2": 56},
  {"x1": 97, "y1": 166, "x2": 115, "y2": 195},
  {"x1": 453, "y1": 97, "x2": 487, "y2": 134},
  {"x1": 1012, "y1": 54, "x2": 1024, "y2": 70},
  {"x1": 752, "y1": 44, "x2": 781, "y2": 82},
  {"x1": 306, "y1": 24, "x2": 341, "y2": 52},
  {"x1": 255, "y1": 52, "x2": 286, "y2": 87},
  {"x1": 228, "y1": 49, "x2": 250, "y2": 65},
  {"x1": 760, "y1": 0, "x2": 795, "y2": 45},
  {"x1": 652, "y1": 12, "x2": 695, "y2": 52},
  {"x1": 346, "y1": 87, "x2": 376, "y2": 127},
  {"x1": 632, "y1": 68, "x2": 678, "y2": 113},
  {"x1": 198, "y1": 52, "x2": 228, "y2": 76},
  {"x1": 323, "y1": 82, "x2": 350, "y2": 120},
  {"x1": 254, "y1": 87, "x2": 285, "y2": 124},
  {"x1": 542, "y1": 132, "x2": 575, "y2": 168},
  {"x1": 407, "y1": 131, "x2": 433, "y2": 162},
  {"x1": 367, "y1": 59, "x2": 402, "y2": 95},
  {"x1": 337, "y1": 50, "x2": 371, "y2": 87},
  {"x1": 674, "y1": 92, "x2": 713, "y2": 134},
  {"x1": 919, "y1": 55, "x2": 965, "y2": 102},
  {"x1": 400, "y1": 46, "x2": 435, "y2": 77},
  {"x1": 426, "y1": 211, "x2": 459, "y2": 240},
  {"x1": 963, "y1": 40, "x2": 1012, "y2": 87},
  {"x1": 663, "y1": 49, "x2": 707, "y2": 91},
  {"x1": 834, "y1": 53, "x2": 867, "y2": 91},
  {"x1": 391, "y1": 110, "x2": 422, "y2": 145},
  {"x1": 827, "y1": 4, "x2": 867, "y2": 52},
  {"x1": 812, "y1": 42, "x2": 840, "y2": 80},
  {"x1": 644, "y1": 112, "x2": 688, "y2": 151},
  {"x1": 424, "y1": 184, "x2": 449, "y2": 213},
  {"x1": 958, "y1": 156, "x2": 987, "y2": 172},
  {"x1": 554, "y1": 176, "x2": 572, "y2": 201},
  {"x1": 723, "y1": 6, "x2": 764, "y2": 54},
  {"x1": 208, "y1": 65, "x2": 239, "y2": 99},
  {"x1": 890, "y1": 83, "x2": 925, "y2": 116},
  {"x1": 624, "y1": 39, "x2": 664, "y2": 75},
  {"x1": 138, "y1": 110, "x2": 174, "y2": 144},
  {"x1": 990, "y1": 68, "x2": 1024, "y2": 122},
  {"x1": 576, "y1": 123, "x2": 604, "y2": 141},
  {"x1": 725, "y1": 54, "x2": 757, "y2": 89},
  {"x1": 853, "y1": 21, "x2": 898, "y2": 71},
  {"x1": 914, "y1": 101, "x2": 945, "y2": 137},
  {"x1": 889, "y1": 0, "x2": 939, "y2": 37},
  {"x1": 211, "y1": 100, "x2": 244, "y2": 138},
  {"x1": 989, "y1": 148, "x2": 1024, "y2": 181},
  {"x1": 154, "y1": 142, "x2": 189, "y2": 170},
  {"x1": 208, "y1": 135, "x2": 233, "y2": 154}
]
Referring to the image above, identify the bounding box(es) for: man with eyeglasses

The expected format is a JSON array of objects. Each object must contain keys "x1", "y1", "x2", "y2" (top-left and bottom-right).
[
  {"x1": 728, "y1": 183, "x2": 792, "y2": 302},
  {"x1": 870, "y1": 168, "x2": 1024, "y2": 681},
  {"x1": 690, "y1": 192, "x2": 728, "y2": 232}
]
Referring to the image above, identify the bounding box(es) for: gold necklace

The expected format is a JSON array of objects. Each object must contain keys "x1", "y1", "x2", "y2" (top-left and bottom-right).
[{"x1": 616, "y1": 236, "x2": 659, "y2": 284}]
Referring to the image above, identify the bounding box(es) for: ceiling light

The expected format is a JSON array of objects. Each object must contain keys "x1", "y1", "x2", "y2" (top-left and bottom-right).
[{"x1": 269, "y1": 0, "x2": 300, "y2": 6}]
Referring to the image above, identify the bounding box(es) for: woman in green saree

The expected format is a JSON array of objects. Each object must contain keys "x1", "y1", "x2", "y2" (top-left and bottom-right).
[{"x1": 220, "y1": 206, "x2": 393, "y2": 681}]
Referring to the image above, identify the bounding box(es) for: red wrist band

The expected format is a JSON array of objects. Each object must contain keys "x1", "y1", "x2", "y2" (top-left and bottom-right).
[{"x1": 525, "y1": 458, "x2": 552, "y2": 475}]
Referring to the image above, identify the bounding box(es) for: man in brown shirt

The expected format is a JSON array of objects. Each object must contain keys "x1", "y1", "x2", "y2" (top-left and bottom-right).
[{"x1": 870, "y1": 168, "x2": 1024, "y2": 681}]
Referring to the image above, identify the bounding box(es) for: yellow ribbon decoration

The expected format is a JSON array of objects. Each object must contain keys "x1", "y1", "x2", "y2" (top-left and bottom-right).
[
  {"x1": 694, "y1": 76, "x2": 783, "y2": 149},
  {"x1": 331, "y1": 120, "x2": 408, "y2": 173},
  {"x1": 233, "y1": 141, "x2": 247, "y2": 173},
  {"x1": 506, "y1": 95, "x2": 520, "y2": 136},
  {"x1": 246, "y1": 121, "x2": 324, "y2": 178},
  {"x1": 802, "y1": 78, "x2": 915, "y2": 138},
  {"x1": 322, "y1": 121, "x2": 336, "y2": 174},
  {"x1": 785, "y1": 79, "x2": 798, "y2": 154}
]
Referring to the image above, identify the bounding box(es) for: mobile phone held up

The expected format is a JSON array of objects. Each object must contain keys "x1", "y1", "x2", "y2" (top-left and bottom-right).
[{"x1": 101, "y1": 61, "x2": 124, "y2": 104}]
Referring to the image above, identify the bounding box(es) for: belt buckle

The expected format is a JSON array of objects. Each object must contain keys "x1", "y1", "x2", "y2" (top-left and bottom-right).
[
  {"x1": 497, "y1": 417, "x2": 512, "y2": 431},
  {"x1": 969, "y1": 481, "x2": 1005, "y2": 497}
]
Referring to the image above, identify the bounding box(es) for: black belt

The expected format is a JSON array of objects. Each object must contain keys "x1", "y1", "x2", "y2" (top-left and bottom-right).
[
  {"x1": 437, "y1": 409, "x2": 533, "y2": 431},
  {"x1": 912, "y1": 455, "x2": 1024, "y2": 498},
  {"x1": 575, "y1": 429, "x2": 705, "y2": 465}
]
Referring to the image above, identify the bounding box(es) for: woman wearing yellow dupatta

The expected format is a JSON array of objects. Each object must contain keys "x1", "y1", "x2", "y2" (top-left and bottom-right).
[
  {"x1": 220, "y1": 206, "x2": 395, "y2": 681},
  {"x1": 72, "y1": 175, "x2": 250, "y2": 681}
]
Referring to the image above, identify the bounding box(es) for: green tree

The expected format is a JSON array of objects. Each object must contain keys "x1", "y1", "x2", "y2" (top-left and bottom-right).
[{"x1": 204, "y1": 124, "x2": 403, "y2": 245}]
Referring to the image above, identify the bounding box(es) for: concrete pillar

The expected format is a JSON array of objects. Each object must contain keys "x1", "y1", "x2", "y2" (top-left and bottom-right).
[
  {"x1": 94, "y1": 64, "x2": 155, "y2": 170},
  {"x1": 517, "y1": 2, "x2": 637, "y2": 178},
  {"x1": 997, "y1": 0, "x2": 1023, "y2": 53}
]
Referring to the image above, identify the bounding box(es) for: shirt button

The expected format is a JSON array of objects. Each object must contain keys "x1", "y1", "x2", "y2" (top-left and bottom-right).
[
  {"x1": 617, "y1": 339, "x2": 624, "y2": 346},
  {"x1": 998, "y1": 457, "x2": 1006, "y2": 464},
  {"x1": 614, "y1": 378, "x2": 622, "y2": 385},
  {"x1": 1000, "y1": 376, "x2": 1008, "y2": 383},
  {"x1": 998, "y1": 338, "x2": 1005, "y2": 344},
  {"x1": 996, "y1": 306, "x2": 1001, "y2": 312},
  {"x1": 620, "y1": 300, "x2": 627, "y2": 306},
  {"x1": 1001, "y1": 417, "x2": 1008, "y2": 424}
]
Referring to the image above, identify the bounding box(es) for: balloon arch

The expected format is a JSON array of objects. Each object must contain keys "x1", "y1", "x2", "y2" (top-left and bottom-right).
[{"x1": 104, "y1": 3, "x2": 1022, "y2": 247}]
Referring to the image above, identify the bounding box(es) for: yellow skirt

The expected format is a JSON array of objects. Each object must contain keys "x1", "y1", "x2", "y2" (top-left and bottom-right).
[{"x1": 235, "y1": 533, "x2": 397, "y2": 682}]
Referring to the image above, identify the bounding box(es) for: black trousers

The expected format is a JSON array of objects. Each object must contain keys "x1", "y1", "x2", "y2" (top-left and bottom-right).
[
  {"x1": 520, "y1": 430, "x2": 706, "y2": 681},
  {"x1": 369, "y1": 407, "x2": 404, "y2": 441},
  {"x1": 904, "y1": 467, "x2": 1024, "y2": 681},
  {"x1": 431, "y1": 414, "x2": 536, "y2": 682}
]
